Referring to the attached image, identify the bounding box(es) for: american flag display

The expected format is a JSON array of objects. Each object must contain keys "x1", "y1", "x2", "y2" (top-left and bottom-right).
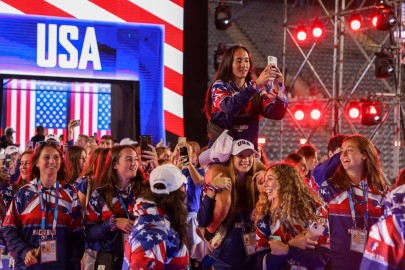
[
  {"x1": 0, "y1": 0, "x2": 185, "y2": 138},
  {"x1": 2, "y1": 78, "x2": 111, "y2": 149}
]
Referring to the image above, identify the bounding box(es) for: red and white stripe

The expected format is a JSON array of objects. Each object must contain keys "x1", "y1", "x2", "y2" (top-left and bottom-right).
[{"x1": 0, "y1": 0, "x2": 184, "y2": 137}]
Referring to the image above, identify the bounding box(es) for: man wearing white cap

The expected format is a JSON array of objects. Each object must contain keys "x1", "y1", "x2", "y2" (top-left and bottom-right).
[
  {"x1": 4, "y1": 145, "x2": 22, "y2": 184},
  {"x1": 124, "y1": 164, "x2": 189, "y2": 269}
]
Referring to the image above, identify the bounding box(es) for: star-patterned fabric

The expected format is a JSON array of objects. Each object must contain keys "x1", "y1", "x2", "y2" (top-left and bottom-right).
[{"x1": 123, "y1": 198, "x2": 189, "y2": 270}]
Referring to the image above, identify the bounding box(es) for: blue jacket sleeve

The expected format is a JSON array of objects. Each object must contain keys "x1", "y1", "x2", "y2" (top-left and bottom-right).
[
  {"x1": 197, "y1": 195, "x2": 216, "y2": 227},
  {"x1": 1, "y1": 225, "x2": 34, "y2": 262},
  {"x1": 85, "y1": 216, "x2": 116, "y2": 242},
  {"x1": 213, "y1": 81, "x2": 257, "y2": 115},
  {"x1": 262, "y1": 97, "x2": 288, "y2": 120},
  {"x1": 312, "y1": 153, "x2": 341, "y2": 187}
]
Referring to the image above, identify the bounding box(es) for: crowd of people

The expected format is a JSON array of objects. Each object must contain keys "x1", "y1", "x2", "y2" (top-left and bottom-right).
[{"x1": 0, "y1": 44, "x2": 403, "y2": 270}]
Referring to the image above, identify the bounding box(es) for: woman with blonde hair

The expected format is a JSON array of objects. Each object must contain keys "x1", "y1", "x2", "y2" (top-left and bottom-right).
[
  {"x1": 253, "y1": 162, "x2": 329, "y2": 269},
  {"x1": 319, "y1": 134, "x2": 389, "y2": 270},
  {"x1": 197, "y1": 139, "x2": 262, "y2": 269}
]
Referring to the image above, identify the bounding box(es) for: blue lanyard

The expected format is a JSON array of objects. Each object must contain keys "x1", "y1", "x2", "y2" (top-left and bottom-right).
[
  {"x1": 37, "y1": 179, "x2": 59, "y2": 232},
  {"x1": 116, "y1": 188, "x2": 130, "y2": 220},
  {"x1": 347, "y1": 180, "x2": 369, "y2": 229}
]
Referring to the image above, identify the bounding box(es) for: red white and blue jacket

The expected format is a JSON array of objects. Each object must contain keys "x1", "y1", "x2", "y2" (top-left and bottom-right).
[
  {"x1": 360, "y1": 184, "x2": 405, "y2": 270},
  {"x1": 255, "y1": 205, "x2": 330, "y2": 269},
  {"x1": 123, "y1": 198, "x2": 189, "y2": 270},
  {"x1": 210, "y1": 80, "x2": 287, "y2": 147},
  {"x1": 1, "y1": 179, "x2": 85, "y2": 270},
  {"x1": 84, "y1": 185, "x2": 135, "y2": 253},
  {"x1": 319, "y1": 178, "x2": 386, "y2": 270}
]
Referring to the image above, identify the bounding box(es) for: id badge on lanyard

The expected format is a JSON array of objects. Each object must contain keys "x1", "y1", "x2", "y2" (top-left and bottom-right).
[
  {"x1": 242, "y1": 232, "x2": 257, "y2": 256},
  {"x1": 37, "y1": 180, "x2": 59, "y2": 263},
  {"x1": 347, "y1": 181, "x2": 369, "y2": 253}
]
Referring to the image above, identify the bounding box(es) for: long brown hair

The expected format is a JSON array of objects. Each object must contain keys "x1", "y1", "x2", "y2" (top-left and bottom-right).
[
  {"x1": 226, "y1": 154, "x2": 259, "y2": 219},
  {"x1": 203, "y1": 45, "x2": 262, "y2": 121},
  {"x1": 141, "y1": 185, "x2": 188, "y2": 246},
  {"x1": 98, "y1": 145, "x2": 147, "y2": 215},
  {"x1": 13, "y1": 149, "x2": 34, "y2": 192},
  {"x1": 80, "y1": 147, "x2": 104, "y2": 178},
  {"x1": 65, "y1": 145, "x2": 86, "y2": 184},
  {"x1": 252, "y1": 162, "x2": 323, "y2": 231},
  {"x1": 331, "y1": 134, "x2": 389, "y2": 195},
  {"x1": 30, "y1": 142, "x2": 66, "y2": 182}
]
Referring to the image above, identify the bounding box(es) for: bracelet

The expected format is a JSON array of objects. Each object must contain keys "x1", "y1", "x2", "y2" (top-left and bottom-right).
[
  {"x1": 109, "y1": 216, "x2": 117, "y2": 232},
  {"x1": 205, "y1": 184, "x2": 223, "y2": 194}
]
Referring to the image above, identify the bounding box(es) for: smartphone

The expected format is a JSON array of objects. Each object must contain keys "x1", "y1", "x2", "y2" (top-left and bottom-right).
[
  {"x1": 5, "y1": 154, "x2": 12, "y2": 168},
  {"x1": 26, "y1": 141, "x2": 34, "y2": 149},
  {"x1": 178, "y1": 137, "x2": 187, "y2": 145},
  {"x1": 267, "y1": 56, "x2": 277, "y2": 67},
  {"x1": 139, "y1": 135, "x2": 152, "y2": 161},
  {"x1": 179, "y1": 146, "x2": 189, "y2": 165},
  {"x1": 307, "y1": 222, "x2": 325, "y2": 240}
]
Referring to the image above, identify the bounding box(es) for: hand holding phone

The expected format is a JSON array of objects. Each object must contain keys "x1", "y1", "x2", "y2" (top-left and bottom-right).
[
  {"x1": 306, "y1": 222, "x2": 325, "y2": 240},
  {"x1": 139, "y1": 135, "x2": 152, "y2": 162},
  {"x1": 267, "y1": 56, "x2": 277, "y2": 68}
]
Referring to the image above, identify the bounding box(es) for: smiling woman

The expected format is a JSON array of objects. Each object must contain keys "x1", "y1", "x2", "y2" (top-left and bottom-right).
[
  {"x1": 319, "y1": 134, "x2": 390, "y2": 270},
  {"x1": 197, "y1": 139, "x2": 264, "y2": 269},
  {"x1": 1, "y1": 142, "x2": 85, "y2": 270},
  {"x1": 85, "y1": 145, "x2": 148, "y2": 270},
  {"x1": 203, "y1": 45, "x2": 287, "y2": 148}
]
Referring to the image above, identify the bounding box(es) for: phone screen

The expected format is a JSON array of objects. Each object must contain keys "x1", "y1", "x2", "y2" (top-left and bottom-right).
[
  {"x1": 139, "y1": 135, "x2": 152, "y2": 161},
  {"x1": 179, "y1": 146, "x2": 189, "y2": 164}
]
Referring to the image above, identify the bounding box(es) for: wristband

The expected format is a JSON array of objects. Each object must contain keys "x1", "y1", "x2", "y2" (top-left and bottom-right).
[
  {"x1": 109, "y1": 216, "x2": 117, "y2": 232},
  {"x1": 205, "y1": 184, "x2": 223, "y2": 194},
  {"x1": 249, "y1": 80, "x2": 262, "y2": 92}
]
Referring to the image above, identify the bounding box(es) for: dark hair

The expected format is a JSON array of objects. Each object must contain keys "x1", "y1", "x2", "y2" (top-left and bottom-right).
[
  {"x1": 30, "y1": 142, "x2": 66, "y2": 182},
  {"x1": 98, "y1": 145, "x2": 147, "y2": 216},
  {"x1": 141, "y1": 186, "x2": 188, "y2": 246},
  {"x1": 78, "y1": 134, "x2": 90, "y2": 144},
  {"x1": 327, "y1": 134, "x2": 348, "y2": 153},
  {"x1": 101, "y1": 135, "x2": 114, "y2": 141},
  {"x1": 285, "y1": 152, "x2": 304, "y2": 165},
  {"x1": 297, "y1": 144, "x2": 317, "y2": 159},
  {"x1": 331, "y1": 134, "x2": 389, "y2": 194},
  {"x1": 395, "y1": 168, "x2": 405, "y2": 188},
  {"x1": 65, "y1": 146, "x2": 86, "y2": 184},
  {"x1": 203, "y1": 45, "x2": 262, "y2": 120}
]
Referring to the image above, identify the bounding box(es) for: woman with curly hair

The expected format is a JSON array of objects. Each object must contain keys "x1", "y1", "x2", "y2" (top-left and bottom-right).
[
  {"x1": 319, "y1": 134, "x2": 390, "y2": 270},
  {"x1": 253, "y1": 162, "x2": 330, "y2": 269},
  {"x1": 65, "y1": 145, "x2": 87, "y2": 185},
  {"x1": 85, "y1": 145, "x2": 147, "y2": 270},
  {"x1": 124, "y1": 164, "x2": 189, "y2": 269}
]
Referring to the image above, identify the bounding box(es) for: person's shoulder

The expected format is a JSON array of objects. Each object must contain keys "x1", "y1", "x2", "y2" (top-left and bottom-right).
[{"x1": 205, "y1": 163, "x2": 230, "y2": 184}]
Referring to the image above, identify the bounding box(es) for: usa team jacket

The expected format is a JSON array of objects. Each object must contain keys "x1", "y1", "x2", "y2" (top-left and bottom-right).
[
  {"x1": 360, "y1": 184, "x2": 405, "y2": 269},
  {"x1": 123, "y1": 198, "x2": 189, "y2": 270},
  {"x1": 319, "y1": 178, "x2": 386, "y2": 270},
  {"x1": 210, "y1": 80, "x2": 287, "y2": 147},
  {"x1": 84, "y1": 185, "x2": 135, "y2": 253},
  {"x1": 1, "y1": 179, "x2": 85, "y2": 270}
]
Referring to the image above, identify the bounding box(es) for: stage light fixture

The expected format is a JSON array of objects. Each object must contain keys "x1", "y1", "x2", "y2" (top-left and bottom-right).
[
  {"x1": 215, "y1": 2, "x2": 232, "y2": 30},
  {"x1": 296, "y1": 25, "x2": 307, "y2": 41},
  {"x1": 374, "y1": 8, "x2": 397, "y2": 31},
  {"x1": 361, "y1": 103, "x2": 381, "y2": 126},
  {"x1": 310, "y1": 107, "x2": 321, "y2": 120},
  {"x1": 293, "y1": 107, "x2": 305, "y2": 121},
  {"x1": 347, "y1": 102, "x2": 361, "y2": 119},
  {"x1": 311, "y1": 20, "x2": 324, "y2": 38},
  {"x1": 371, "y1": 13, "x2": 378, "y2": 27},
  {"x1": 258, "y1": 137, "x2": 266, "y2": 145},
  {"x1": 349, "y1": 13, "x2": 363, "y2": 31},
  {"x1": 375, "y1": 50, "x2": 395, "y2": 79},
  {"x1": 214, "y1": 43, "x2": 227, "y2": 70}
]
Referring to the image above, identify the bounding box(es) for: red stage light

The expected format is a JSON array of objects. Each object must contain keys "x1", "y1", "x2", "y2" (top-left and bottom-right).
[
  {"x1": 371, "y1": 14, "x2": 378, "y2": 27},
  {"x1": 311, "y1": 20, "x2": 324, "y2": 38},
  {"x1": 310, "y1": 108, "x2": 321, "y2": 120},
  {"x1": 361, "y1": 103, "x2": 381, "y2": 125},
  {"x1": 349, "y1": 13, "x2": 362, "y2": 31},
  {"x1": 294, "y1": 108, "x2": 305, "y2": 121},
  {"x1": 296, "y1": 26, "x2": 307, "y2": 41},
  {"x1": 347, "y1": 102, "x2": 361, "y2": 119}
]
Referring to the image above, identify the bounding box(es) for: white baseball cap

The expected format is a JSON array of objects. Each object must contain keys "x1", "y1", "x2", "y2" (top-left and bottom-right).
[
  {"x1": 149, "y1": 164, "x2": 187, "y2": 194},
  {"x1": 45, "y1": 134, "x2": 60, "y2": 143},
  {"x1": 231, "y1": 139, "x2": 258, "y2": 156},
  {"x1": 5, "y1": 145, "x2": 21, "y2": 155},
  {"x1": 120, "y1": 138, "x2": 138, "y2": 146},
  {"x1": 199, "y1": 129, "x2": 233, "y2": 166}
]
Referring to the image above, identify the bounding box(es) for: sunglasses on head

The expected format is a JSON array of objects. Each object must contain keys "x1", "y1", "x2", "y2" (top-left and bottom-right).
[{"x1": 35, "y1": 140, "x2": 61, "y2": 149}]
